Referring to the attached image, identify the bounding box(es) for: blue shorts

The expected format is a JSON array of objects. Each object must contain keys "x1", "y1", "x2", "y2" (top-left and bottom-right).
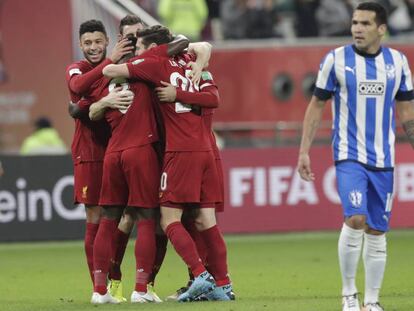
[{"x1": 335, "y1": 161, "x2": 394, "y2": 232}]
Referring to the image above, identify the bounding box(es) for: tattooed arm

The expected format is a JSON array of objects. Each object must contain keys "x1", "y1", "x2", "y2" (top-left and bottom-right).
[
  {"x1": 397, "y1": 100, "x2": 414, "y2": 148},
  {"x1": 297, "y1": 96, "x2": 327, "y2": 181}
]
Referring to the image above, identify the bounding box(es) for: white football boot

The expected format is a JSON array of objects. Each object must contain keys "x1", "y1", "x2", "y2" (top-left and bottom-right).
[
  {"x1": 90, "y1": 292, "x2": 120, "y2": 304},
  {"x1": 147, "y1": 284, "x2": 162, "y2": 303},
  {"x1": 342, "y1": 293, "x2": 361, "y2": 311},
  {"x1": 130, "y1": 290, "x2": 157, "y2": 303}
]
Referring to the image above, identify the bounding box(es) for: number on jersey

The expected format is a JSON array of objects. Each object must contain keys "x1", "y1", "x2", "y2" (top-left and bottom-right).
[
  {"x1": 170, "y1": 70, "x2": 196, "y2": 113},
  {"x1": 109, "y1": 77, "x2": 130, "y2": 114}
]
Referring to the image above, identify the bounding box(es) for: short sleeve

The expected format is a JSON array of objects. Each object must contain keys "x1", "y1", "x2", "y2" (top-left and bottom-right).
[
  {"x1": 313, "y1": 51, "x2": 336, "y2": 100},
  {"x1": 396, "y1": 53, "x2": 414, "y2": 101}
]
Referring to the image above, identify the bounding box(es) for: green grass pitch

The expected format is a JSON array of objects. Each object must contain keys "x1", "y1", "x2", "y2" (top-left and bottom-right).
[{"x1": 1, "y1": 230, "x2": 413, "y2": 311}]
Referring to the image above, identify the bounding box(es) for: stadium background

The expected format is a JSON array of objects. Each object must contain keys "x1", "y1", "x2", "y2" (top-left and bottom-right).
[
  {"x1": 1, "y1": 1, "x2": 414, "y2": 310},
  {"x1": 1, "y1": 0, "x2": 414, "y2": 241}
]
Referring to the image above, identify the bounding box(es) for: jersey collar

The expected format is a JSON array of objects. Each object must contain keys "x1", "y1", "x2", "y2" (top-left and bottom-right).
[{"x1": 352, "y1": 44, "x2": 382, "y2": 58}]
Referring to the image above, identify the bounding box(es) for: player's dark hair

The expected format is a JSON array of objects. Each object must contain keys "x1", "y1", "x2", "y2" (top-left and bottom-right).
[
  {"x1": 119, "y1": 15, "x2": 143, "y2": 35},
  {"x1": 35, "y1": 117, "x2": 52, "y2": 130},
  {"x1": 356, "y1": 2, "x2": 388, "y2": 26},
  {"x1": 79, "y1": 19, "x2": 107, "y2": 38},
  {"x1": 137, "y1": 25, "x2": 173, "y2": 48}
]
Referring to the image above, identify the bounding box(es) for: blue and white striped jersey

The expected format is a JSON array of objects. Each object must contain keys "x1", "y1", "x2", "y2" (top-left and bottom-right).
[{"x1": 314, "y1": 44, "x2": 414, "y2": 169}]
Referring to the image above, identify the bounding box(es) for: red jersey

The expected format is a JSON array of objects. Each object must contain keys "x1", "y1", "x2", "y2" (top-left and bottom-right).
[
  {"x1": 78, "y1": 76, "x2": 124, "y2": 133},
  {"x1": 75, "y1": 74, "x2": 158, "y2": 154},
  {"x1": 126, "y1": 52, "x2": 211, "y2": 152},
  {"x1": 65, "y1": 59, "x2": 112, "y2": 162},
  {"x1": 104, "y1": 78, "x2": 159, "y2": 153}
]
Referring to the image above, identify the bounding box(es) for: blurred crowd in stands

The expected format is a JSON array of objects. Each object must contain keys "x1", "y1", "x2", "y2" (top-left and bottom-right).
[{"x1": 135, "y1": 0, "x2": 414, "y2": 40}]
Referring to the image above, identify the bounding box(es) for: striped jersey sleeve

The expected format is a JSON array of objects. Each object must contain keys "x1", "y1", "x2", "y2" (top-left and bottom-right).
[
  {"x1": 396, "y1": 52, "x2": 414, "y2": 101},
  {"x1": 314, "y1": 50, "x2": 336, "y2": 100}
]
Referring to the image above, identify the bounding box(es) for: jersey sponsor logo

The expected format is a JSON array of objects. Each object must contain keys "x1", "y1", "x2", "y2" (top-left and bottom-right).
[
  {"x1": 348, "y1": 189, "x2": 362, "y2": 208},
  {"x1": 358, "y1": 82, "x2": 384, "y2": 95},
  {"x1": 82, "y1": 186, "x2": 88, "y2": 199},
  {"x1": 69, "y1": 68, "x2": 82, "y2": 76},
  {"x1": 132, "y1": 59, "x2": 145, "y2": 65}
]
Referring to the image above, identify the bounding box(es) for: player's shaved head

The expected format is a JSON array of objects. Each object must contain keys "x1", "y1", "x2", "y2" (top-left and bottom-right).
[
  {"x1": 79, "y1": 19, "x2": 107, "y2": 38},
  {"x1": 137, "y1": 25, "x2": 173, "y2": 48}
]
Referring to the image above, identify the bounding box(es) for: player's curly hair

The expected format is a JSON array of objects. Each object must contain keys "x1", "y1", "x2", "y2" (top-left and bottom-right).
[
  {"x1": 79, "y1": 19, "x2": 107, "y2": 38},
  {"x1": 137, "y1": 25, "x2": 173, "y2": 48},
  {"x1": 119, "y1": 15, "x2": 144, "y2": 35}
]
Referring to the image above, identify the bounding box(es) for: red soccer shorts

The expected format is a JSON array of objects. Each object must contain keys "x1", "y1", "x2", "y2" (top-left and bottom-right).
[
  {"x1": 99, "y1": 144, "x2": 160, "y2": 208},
  {"x1": 215, "y1": 157, "x2": 224, "y2": 213},
  {"x1": 73, "y1": 161, "x2": 103, "y2": 206},
  {"x1": 159, "y1": 151, "x2": 221, "y2": 207}
]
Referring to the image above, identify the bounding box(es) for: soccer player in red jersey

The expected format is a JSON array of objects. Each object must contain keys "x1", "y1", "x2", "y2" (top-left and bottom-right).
[
  {"x1": 86, "y1": 15, "x2": 148, "y2": 303},
  {"x1": 84, "y1": 27, "x2": 190, "y2": 304},
  {"x1": 88, "y1": 75, "x2": 161, "y2": 305},
  {"x1": 65, "y1": 19, "x2": 133, "y2": 288},
  {"x1": 103, "y1": 25, "x2": 232, "y2": 301},
  {"x1": 156, "y1": 71, "x2": 233, "y2": 301}
]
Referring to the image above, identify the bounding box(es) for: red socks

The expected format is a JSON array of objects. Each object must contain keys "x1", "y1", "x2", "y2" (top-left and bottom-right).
[
  {"x1": 184, "y1": 220, "x2": 208, "y2": 265},
  {"x1": 108, "y1": 228, "x2": 130, "y2": 281},
  {"x1": 135, "y1": 219, "x2": 156, "y2": 292},
  {"x1": 148, "y1": 234, "x2": 168, "y2": 285},
  {"x1": 93, "y1": 218, "x2": 118, "y2": 294},
  {"x1": 84, "y1": 222, "x2": 99, "y2": 285},
  {"x1": 200, "y1": 225, "x2": 230, "y2": 286},
  {"x1": 165, "y1": 221, "x2": 205, "y2": 278}
]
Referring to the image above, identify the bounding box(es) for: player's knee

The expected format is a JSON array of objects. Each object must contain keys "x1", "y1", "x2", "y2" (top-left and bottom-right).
[
  {"x1": 119, "y1": 214, "x2": 135, "y2": 232},
  {"x1": 85, "y1": 205, "x2": 102, "y2": 224},
  {"x1": 345, "y1": 215, "x2": 366, "y2": 229},
  {"x1": 102, "y1": 206, "x2": 123, "y2": 220},
  {"x1": 194, "y1": 213, "x2": 216, "y2": 231},
  {"x1": 160, "y1": 216, "x2": 169, "y2": 232}
]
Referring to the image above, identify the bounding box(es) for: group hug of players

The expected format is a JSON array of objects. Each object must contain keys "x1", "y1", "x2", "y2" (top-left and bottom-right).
[{"x1": 65, "y1": 15, "x2": 234, "y2": 304}]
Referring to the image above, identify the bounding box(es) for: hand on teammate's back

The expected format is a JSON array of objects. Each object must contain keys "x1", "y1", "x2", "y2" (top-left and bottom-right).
[
  {"x1": 110, "y1": 38, "x2": 134, "y2": 63},
  {"x1": 104, "y1": 86, "x2": 134, "y2": 110},
  {"x1": 155, "y1": 81, "x2": 177, "y2": 102},
  {"x1": 187, "y1": 61, "x2": 202, "y2": 86},
  {"x1": 297, "y1": 153, "x2": 315, "y2": 181}
]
